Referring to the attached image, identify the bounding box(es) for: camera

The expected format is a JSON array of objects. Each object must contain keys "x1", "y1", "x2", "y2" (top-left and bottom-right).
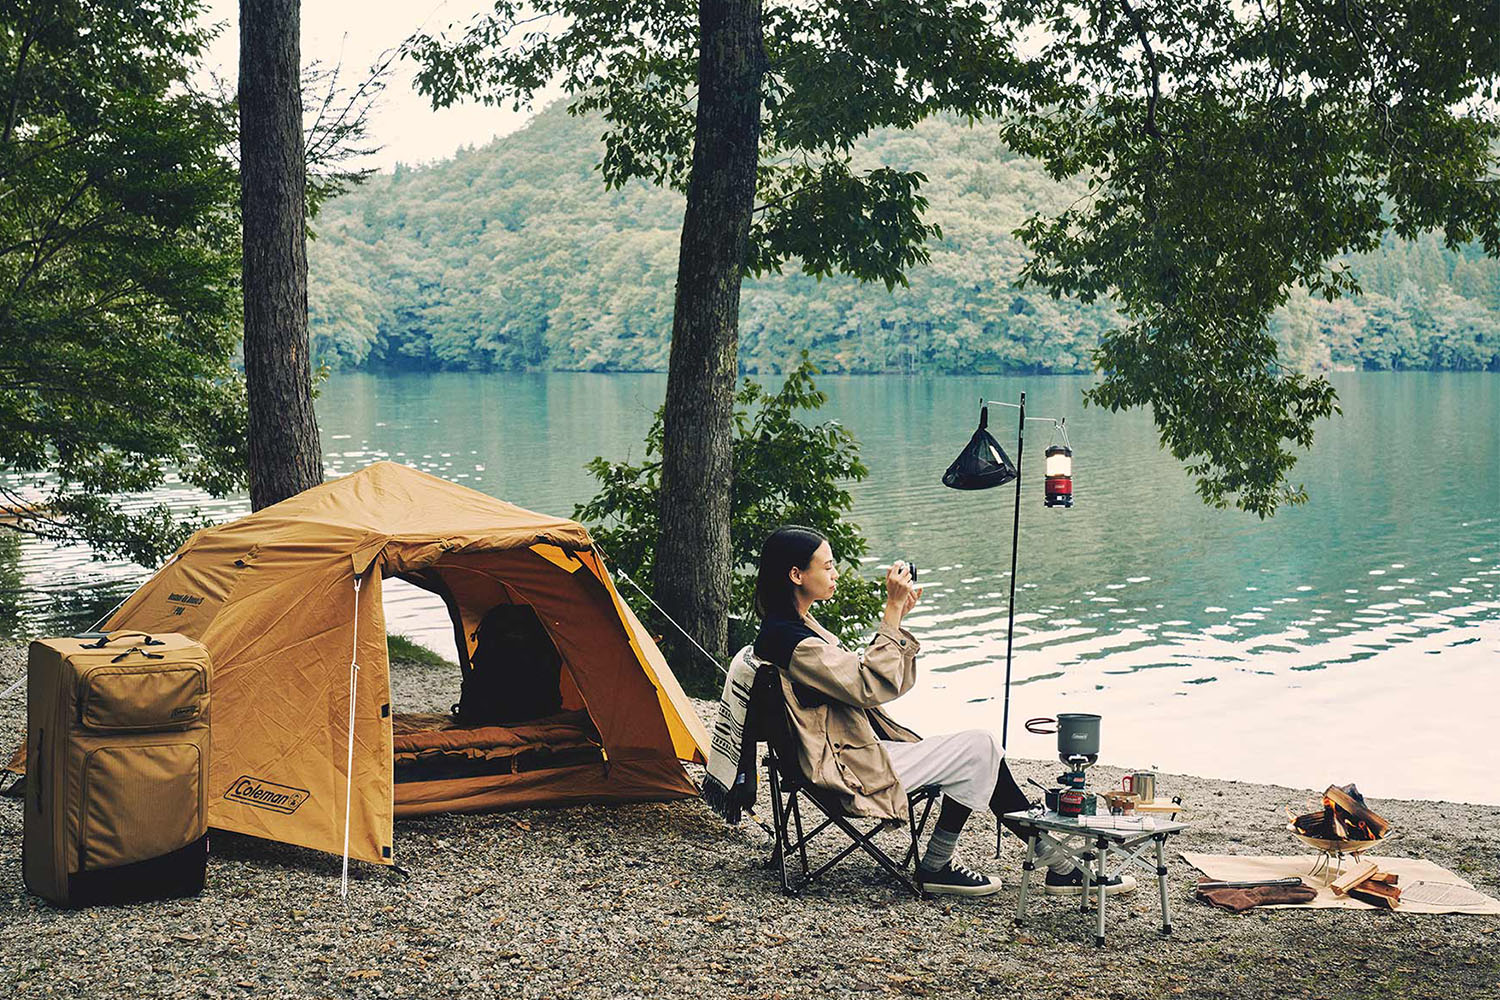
[{"x1": 902, "y1": 560, "x2": 917, "y2": 582}]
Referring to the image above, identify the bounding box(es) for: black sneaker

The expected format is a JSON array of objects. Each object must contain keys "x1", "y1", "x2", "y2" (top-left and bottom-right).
[
  {"x1": 916, "y1": 859, "x2": 1003, "y2": 897},
  {"x1": 1043, "y1": 867, "x2": 1137, "y2": 896}
]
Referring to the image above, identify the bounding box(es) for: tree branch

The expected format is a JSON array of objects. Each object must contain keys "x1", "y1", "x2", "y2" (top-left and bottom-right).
[
  {"x1": 1118, "y1": 0, "x2": 1164, "y2": 141},
  {"x1": 1, "y1": 3, "x2": 43, "y2": 149}
]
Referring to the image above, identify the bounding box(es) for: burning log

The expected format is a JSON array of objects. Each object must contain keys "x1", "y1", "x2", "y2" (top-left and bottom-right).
[{"x1": 1290, "y1": 784, "x2": 1392, "y2": 843}]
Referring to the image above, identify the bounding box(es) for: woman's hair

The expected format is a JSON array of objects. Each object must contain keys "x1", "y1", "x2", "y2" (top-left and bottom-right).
[{"x1": 754, "y1": 525, "x2": 829, "y2": 621}]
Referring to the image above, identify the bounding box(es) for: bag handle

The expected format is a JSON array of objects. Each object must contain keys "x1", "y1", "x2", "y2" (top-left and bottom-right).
[
  {"x1": 110, "y1": 647, "x2": 165, "y2": 663},
  {"x1": 85, "y1": 632, "x2": 164, "y2": 648}
]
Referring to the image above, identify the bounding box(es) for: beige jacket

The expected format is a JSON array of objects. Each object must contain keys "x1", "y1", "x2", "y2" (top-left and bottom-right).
[{"x1": 778, "y1": 615, "x2": 921, "y2": 820}]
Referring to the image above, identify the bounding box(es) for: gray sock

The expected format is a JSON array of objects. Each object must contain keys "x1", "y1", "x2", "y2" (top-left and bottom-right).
[
  {"x1": 920, "y1": 827, "x2": 961, "y2": 872},
  {"x1": 1036, "y1": 843, "x2": 1077, "y2": 875}
]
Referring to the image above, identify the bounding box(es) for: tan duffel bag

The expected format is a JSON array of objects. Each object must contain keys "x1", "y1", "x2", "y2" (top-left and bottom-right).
[{"x1": 23, "y1": 631, "x2": 210, "y2": 907}]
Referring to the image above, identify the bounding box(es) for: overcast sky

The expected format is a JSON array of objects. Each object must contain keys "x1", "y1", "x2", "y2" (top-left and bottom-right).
[{"x1": 200, "y1": 1, "x2": 558, "y2": 172}]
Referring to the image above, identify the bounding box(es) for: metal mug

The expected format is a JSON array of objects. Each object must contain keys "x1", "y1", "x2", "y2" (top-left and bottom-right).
[{"x1": 1122, "y1": 771, "x2": 1156, "y2": 804}]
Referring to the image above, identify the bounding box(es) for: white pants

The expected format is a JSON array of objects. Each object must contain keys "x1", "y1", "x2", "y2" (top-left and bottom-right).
[{"x1": 881, "y1": 730, "x2": 1003, "y2": 812}]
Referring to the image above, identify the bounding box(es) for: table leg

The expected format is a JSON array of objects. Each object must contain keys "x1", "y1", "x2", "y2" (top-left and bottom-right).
[
  {"x1": 1095, "y1": 836, "x2": 1108, "y2": 947},
  {"x1": 1079, "y1": 843, "x2": 1091, "y2": 913},
  {"x1": 1156, "y1": 834, "x2": 1172, "y2": 935},
  {"x1": 1016, "y1": 831, "x2": 1038, "y2": 925}
]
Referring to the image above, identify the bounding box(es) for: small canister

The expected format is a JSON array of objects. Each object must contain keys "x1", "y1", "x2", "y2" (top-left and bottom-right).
[{"x1": 1058, "y1": 790, "x2": 1085, "y2": 817}]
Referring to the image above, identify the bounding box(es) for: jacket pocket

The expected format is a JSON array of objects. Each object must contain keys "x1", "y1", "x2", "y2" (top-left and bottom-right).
[{"x1": 831, "y1": 739, "x2": 887, "y2": 795}]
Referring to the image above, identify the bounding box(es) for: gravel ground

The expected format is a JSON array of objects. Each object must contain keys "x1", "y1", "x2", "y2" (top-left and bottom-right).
[{"x1": 1, "y1": 642, "x2": 1497, "y2": 999}]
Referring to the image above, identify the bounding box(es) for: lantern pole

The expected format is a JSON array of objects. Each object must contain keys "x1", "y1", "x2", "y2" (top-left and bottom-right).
[
  {"x1": 1001, "y1": 392, "x2": 1025, "y2": 749},
  {"x1": 970, "y1": 395, "x2": 1066, "y2": 853},
  {"x1": 981, "y1": 398, "x2": 1068, "y2": 749}
]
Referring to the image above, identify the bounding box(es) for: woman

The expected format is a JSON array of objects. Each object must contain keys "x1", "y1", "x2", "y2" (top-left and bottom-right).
[{"x1": 753, "y1": 525, "x2": 1134, "y2": 898}]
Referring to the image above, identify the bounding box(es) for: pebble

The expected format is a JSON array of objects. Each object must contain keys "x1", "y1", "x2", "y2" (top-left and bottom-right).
[{"x1": 0, "y1": 644, "x2": 1495, "y2": 998}]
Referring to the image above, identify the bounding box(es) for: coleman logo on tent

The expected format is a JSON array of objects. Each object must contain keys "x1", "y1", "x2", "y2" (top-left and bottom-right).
[{"x1": 225, "y1": 776, "x2": 310, "y2": 815}]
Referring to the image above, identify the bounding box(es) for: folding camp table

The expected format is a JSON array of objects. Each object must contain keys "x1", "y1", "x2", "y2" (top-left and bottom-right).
[{"x1": 1004, "y1": 809, "x2": 1190, "y2": 946}]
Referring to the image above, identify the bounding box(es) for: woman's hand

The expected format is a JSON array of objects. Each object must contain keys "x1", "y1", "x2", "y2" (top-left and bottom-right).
[{"x1": 884, "y1": 561, "x2": 922, "y2": 624}]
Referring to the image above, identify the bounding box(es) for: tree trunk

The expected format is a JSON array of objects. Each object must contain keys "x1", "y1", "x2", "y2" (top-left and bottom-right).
[
  {"x1": 240, "y1": 0, "x2": 322, "y2": 511},
  {"x1": 653, "y1": 0, "x2": 765, "y2": 683}
]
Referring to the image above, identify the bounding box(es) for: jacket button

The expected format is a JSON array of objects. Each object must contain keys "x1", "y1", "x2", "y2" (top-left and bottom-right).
[{"x1": 899, "y1": 639, "x2": 907, "y2": 647}]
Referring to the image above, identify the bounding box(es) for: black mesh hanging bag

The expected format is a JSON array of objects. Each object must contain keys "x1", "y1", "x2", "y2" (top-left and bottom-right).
[{"x1": 942, "y1": 406, "x2": 1018, "y2": 490}]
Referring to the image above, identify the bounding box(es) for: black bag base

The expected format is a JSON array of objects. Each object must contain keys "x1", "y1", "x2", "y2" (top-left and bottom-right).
[{"x1": 59, "y1": 834, "x2": 208, "y2": 908}]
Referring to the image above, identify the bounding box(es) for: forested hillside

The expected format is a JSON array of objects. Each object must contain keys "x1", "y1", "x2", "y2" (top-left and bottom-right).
[{"x1": 308, "y1": 103, "x2": 1500, "y2": 374}]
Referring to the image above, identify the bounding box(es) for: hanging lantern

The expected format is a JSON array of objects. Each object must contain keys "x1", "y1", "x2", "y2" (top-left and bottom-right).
[{"x1": 1044, "y1": 445, "x2": 1073, "y2": 508}]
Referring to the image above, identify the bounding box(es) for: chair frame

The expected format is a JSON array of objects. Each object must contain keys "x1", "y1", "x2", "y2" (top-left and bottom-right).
[
  {"x1": 763, "y1": 740, "x2": 940, "y2": 898},
  {"x1": 747, "y1": 661, "x2": 940, "y2": 897}
]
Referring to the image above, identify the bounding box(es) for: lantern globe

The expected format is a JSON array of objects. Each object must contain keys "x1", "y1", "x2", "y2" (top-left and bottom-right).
[{"x1": 1044, "y1": 445, "x2": 1073, "y2": 477}]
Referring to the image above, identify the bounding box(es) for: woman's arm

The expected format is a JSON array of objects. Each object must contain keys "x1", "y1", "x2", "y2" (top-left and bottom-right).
[
  {"x1": 784, "y1": 561, "x2": 924, "y2": 709},
  {"x1": 785, "y1": 626, "x2": 919, "y2": 708}
]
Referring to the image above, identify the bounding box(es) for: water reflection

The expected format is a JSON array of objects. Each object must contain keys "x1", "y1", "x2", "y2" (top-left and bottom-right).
[{"x1": 2, "y1": 371, "x2": 1496, "y2": 802}]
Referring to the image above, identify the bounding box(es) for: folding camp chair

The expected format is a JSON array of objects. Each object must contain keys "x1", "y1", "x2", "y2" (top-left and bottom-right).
[{"x1": 745, "y1": 660, "x2": 941, "y2": 898}]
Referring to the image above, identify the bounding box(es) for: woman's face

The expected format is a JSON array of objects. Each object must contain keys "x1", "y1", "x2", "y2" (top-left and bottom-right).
[{"x1": 790, "y1": 540, "x2": 838, "y2": 604}]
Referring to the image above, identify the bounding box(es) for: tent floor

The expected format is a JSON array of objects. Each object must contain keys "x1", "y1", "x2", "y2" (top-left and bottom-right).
[
  {"x1": 390, "y1": 711, "x2": 698, "y2": 817},
  {"x1": 392, "y1": 710, "x2": 603, "y2": 784}
]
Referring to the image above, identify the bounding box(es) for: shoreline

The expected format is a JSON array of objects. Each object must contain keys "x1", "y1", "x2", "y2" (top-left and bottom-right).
[{"x1": 3, "y1": 641, "x2": 1498, "y2": 998}]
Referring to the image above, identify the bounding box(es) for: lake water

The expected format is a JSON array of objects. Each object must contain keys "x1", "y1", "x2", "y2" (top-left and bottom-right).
[{"x1": 3, "y1": 371, "x2": 1497, "y2": 805}]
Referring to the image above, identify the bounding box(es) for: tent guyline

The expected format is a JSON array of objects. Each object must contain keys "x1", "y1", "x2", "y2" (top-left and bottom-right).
[
  {"x1": 341, "y1": 572, "x2": 363, "y2": 900},
  {"x1": 609, "y1": 561, "x2": 730, "y2": 680}
]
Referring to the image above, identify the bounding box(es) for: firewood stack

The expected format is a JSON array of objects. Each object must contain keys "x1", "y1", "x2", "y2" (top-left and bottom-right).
[
  {"x1": 1290, "y1": 783, "x2": 1393, "y2": 843},
  {"x1": 1330, "y1": 861, "x2": 1402, "y2": 909}
]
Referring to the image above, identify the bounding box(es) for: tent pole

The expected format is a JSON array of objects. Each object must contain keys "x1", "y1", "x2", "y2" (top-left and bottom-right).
[{"x1": 1001, "y1": 392, "x2": 1025, "y2": 751}]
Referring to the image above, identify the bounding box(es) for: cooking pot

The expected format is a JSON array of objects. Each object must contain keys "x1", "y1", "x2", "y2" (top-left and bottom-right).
[{"x1": 1025, "y1": 713, "x2": 1101, "y2": 760}]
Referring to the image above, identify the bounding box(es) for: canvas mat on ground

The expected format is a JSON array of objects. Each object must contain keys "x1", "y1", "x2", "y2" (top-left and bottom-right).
[{"x1": 1181, "y1": 853, "x2": 1500, "y2": 914}]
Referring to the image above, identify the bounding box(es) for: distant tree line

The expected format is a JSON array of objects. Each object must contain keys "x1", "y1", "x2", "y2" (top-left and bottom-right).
[{"x1": 307, "y1": 104, "x2": 1500, "y2": 376}]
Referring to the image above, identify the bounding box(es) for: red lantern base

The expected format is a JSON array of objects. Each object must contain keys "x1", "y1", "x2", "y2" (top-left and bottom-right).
[{"x1": 1045, "y1": 475, "x2": 1073, "y2": 508}]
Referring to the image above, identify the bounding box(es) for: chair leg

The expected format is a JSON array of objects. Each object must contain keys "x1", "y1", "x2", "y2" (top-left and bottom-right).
[
  {"x1": 791, "y1": 791, "x2": 809, "y2": 878},
  {"x1": 767, "y1": 763, "x2": 796, "y2": 895},
  {"x1": 904, "y1": 791, "x2": 937, "y2": 869},
  {"x1": 827, "y1": 812, "x2": 923, "y2": 898}
]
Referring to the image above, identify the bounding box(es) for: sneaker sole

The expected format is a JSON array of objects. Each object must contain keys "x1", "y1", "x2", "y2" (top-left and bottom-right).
[
  {"x1": 920, "y1": 879, "x2": 1004, "y2": 897},
  {"x1": 1044, "y1": 875, "x2": 1138, "y2": 897}
]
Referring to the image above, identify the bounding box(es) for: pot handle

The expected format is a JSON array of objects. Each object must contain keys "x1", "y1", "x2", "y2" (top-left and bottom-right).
[{"x1": 1024, "y1": 717, "x2": 1057, "y2": 735}]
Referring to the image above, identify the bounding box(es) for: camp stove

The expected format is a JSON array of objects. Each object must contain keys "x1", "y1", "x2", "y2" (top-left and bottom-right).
[{"x1": 1026, "y1": 713, "x2": 1103, "y2": 814}]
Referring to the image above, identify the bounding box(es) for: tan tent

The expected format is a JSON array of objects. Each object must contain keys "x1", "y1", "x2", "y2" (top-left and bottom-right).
[{"x1": 52, "y1": 462, "x2": 707, "y2": 865}]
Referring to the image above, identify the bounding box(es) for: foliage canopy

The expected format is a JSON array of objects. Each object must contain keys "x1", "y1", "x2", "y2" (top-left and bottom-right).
[
  {"x1": 0, "y1": 0, "x2": 246, "y2": 564},
  {"x1": 575, "y1": 358, "x2": 884, "y2": 688},
  {"x1": 306, "y1": 106, "x2": 1500, "y2": 378},
  {"x1": 410, "y1": 0, "x2": 1500, "y2": 517}
]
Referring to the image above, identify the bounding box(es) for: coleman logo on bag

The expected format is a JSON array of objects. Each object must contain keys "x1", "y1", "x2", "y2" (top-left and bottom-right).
[{"x1": 225, "y1": 776, "x2": 310, "y2": 815}]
